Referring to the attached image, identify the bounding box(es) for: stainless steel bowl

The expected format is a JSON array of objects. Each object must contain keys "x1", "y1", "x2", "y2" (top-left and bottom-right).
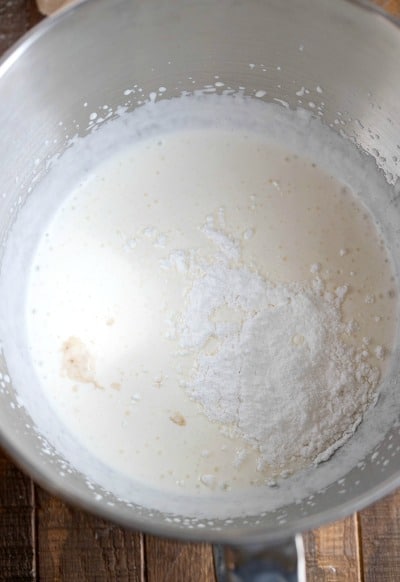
[{"x1": 0, "y1": 0, "x2": 399, "y2": 578}]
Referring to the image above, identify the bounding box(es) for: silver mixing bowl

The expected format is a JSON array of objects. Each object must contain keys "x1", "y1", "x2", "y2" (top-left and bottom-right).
[{"x1": 0, "y1": 0, "x2": 399, "y2": 579}]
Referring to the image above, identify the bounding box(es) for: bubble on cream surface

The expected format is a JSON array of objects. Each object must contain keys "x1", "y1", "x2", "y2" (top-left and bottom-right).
[{"x1": 1, "y1": 94, "x2": 399, "y2": 520}]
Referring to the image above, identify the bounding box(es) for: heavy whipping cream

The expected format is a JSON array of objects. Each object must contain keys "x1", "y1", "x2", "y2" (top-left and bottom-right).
[{"x1": 7, "y1": 95, "x2": 399, "y2": 516}]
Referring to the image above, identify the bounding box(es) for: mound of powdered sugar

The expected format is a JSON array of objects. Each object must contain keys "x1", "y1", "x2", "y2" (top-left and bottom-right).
[{"x1": 173, "y1": 215, "x2": 380, "y2": 473}]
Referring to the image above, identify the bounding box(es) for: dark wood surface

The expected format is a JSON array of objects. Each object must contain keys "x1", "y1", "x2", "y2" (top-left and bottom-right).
[{"x1": 1, "y1": 1, "x2": 400, "y2": 580}]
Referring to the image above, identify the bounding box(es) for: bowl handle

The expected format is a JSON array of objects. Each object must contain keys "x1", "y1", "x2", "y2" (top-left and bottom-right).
[{"x1": 213, "y1": 535, "x2": 306, "y2": 581}]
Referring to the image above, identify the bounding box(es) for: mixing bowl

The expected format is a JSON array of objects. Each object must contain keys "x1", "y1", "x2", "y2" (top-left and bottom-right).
[{"x1": 0, "y1": 0, "x2": 399, "y2": 579}]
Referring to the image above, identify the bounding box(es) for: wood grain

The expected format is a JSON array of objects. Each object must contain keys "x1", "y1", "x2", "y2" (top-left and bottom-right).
[
  {"x1": 373, "y1": 0, "x2": 400, "y2": 16},
  {"x1": 145, "y1": 535, "x2": 216, "y2": 582},
  {"x1": 36, "y1": 487, "x2": 145, "y2": 582},
  {"x1": 0, "y1": 448, "x2": 35, "y2": 581},
  {"x1": 359, "y1": 489, "x2": 400, "y2": 581},
  {"x1": 0, "y1": 0, "x2": 43, "y2": 55},
  {"x1": 304, "y1": 516, "x2": 362, "y2": 582}
]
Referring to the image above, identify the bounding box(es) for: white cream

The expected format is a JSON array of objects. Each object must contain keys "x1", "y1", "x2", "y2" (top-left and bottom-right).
[
  {"x1": 26, "y1": 119, "x2": 397, "y2": 493},
  {"x1": 2, "y1": 95, "x2": 399, "y2": 518}
]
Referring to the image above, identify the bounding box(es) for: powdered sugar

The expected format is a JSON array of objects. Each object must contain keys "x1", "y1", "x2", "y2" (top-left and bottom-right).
[{"x1": 177, "y1": 215, "x2": 381, "y2": 473}]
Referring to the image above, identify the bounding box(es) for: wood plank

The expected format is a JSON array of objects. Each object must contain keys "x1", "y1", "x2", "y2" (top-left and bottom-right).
[
  {"x1": 36, "y1": 486, "x2": 144, "y2": 581},
  {"x1": 0, "y1": 0, "x2": 44, "y2": 56},
  {"x1": 373, "y1": 0, "x2": 400, "y2": 16},
  {"x1": 358, "y1": 489, "x2": 400, "y2": 582},
  {"x1": 145, "y1": 535, "x2": 216, "y2": 582},
  {"x1": 36, "y1": 0, "x2": 75, "y2": 16},
  {"x1": 0, "y1": 447, "x2": 35, "y2": 581},
  {"x1": 304, "y1": 516, "x2": 362, "y2": 582}
]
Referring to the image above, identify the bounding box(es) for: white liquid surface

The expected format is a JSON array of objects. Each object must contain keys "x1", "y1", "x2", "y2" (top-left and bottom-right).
[
  {"x1": 25, "y1": 112, "x2": 397, "y2": 499},
  {"x1": 1, "y1": 94, "x2": 398, "y2": 519}
]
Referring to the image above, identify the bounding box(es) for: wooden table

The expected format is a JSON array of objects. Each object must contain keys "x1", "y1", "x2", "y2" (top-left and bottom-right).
[{"x1": 1, "y1": 1, "x2": 400, "y2": 579}]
